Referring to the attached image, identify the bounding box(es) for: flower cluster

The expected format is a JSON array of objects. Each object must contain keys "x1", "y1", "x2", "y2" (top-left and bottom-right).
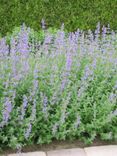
[{"x1": 0, "y1": 23, "x2": 117, "y2": 149}]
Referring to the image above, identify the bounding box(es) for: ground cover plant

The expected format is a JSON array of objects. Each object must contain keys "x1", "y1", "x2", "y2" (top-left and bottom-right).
[{"x1": 0, "y1": 23, "x2": 117, "y2": 151}]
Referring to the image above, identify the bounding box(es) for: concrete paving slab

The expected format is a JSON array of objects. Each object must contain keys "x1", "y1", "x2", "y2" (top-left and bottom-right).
[
  {"x1": 84, "y1": 145, "x2": 117, "y2": 156},
  {"x1": 7, "y1": 151, "x2": 46, "y2": 156},
  {"x1": 47, "y1": 148, "x2": 86, "y2": 156}
]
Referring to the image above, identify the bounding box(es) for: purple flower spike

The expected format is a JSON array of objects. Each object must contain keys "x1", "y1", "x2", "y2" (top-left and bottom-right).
[
  {"x1": 31, "y1": 98, "x2": 37, "y2": 121},
  {"x1": 20, "y1": 95, "x2": 28, "y2": 121},
  {"x1": 0, "y1": 38, "x2": 9, "y2": 56},
  {"x1": 2, "y1": 97, "x2": 12, "y2": 125},
  {"x1": 52, "y1": 123, "x2": 59, "y2": 136},
  {"x1": 10, "y1": 37, "x2": 17, "y2": 54},
  {"x1": 61, "y1": 78, "x2": 68, "y2": 91},
  {"x1": 25, "y1": 123, "x2": 32, "y2": 139},
  {"x1": 66, "y1": 52, "x2": 72, "y2": 72},
  {"x1": 17, "y1": 24, "x2": 30, "y2": 55},
  {"x1": 43, "y1": 94, "x2": 48, "y2": 114},
  {"x1": 74, "y1": 116, "x2": 81, "y2": 129}
]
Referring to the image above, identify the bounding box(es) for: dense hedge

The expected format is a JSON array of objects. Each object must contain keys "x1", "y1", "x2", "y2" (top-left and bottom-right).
[{"x1": 0, "y1": 0, "x2": 117, "y2": 36}]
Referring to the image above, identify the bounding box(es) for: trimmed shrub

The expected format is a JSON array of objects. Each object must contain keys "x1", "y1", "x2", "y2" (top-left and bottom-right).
[{"x1": 0, "y1": 0, "x2": 117, "y2": 36}]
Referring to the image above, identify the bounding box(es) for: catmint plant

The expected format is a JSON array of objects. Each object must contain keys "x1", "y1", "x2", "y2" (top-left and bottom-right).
[
  {"x1": 24, "y1": 123, "x2": 32, "y2": 139},
  {"x1": 1, "y1": 97, "x2": 12, "y2": 127},
  {"x1": 0, "y1": 23, "x2": 117, "y2": 149},
  {"x1": 20, "y1": 95, "x2": 28, "y2": 122}
]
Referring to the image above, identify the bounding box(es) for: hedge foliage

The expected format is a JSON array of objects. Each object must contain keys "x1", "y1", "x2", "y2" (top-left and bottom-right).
[{"x1": 0, "y1": 0, "x2": 117, "y2": 36}]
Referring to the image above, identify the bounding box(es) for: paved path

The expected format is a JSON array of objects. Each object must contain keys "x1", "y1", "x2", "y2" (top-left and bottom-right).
[{"x1": 5, "y1": 145, "x2": 117, "y2": 156}]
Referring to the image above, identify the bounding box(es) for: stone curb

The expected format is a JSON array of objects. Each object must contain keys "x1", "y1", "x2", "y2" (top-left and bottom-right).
[
  {"x1": 5, "y1": 145, "x2": 117, "y2": 156},
  {"x1": 84, "y1": 145, "x2": 117, "y2": 156}
]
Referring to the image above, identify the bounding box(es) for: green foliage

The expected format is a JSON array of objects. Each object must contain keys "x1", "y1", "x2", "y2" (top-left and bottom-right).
[
  {"x1": 0, "y1": 26, "x2": 117, "y2": 150},
  {"x1": 0, "y1": 0, "x2": 117, "y2": 36},
  {"x1": 5, "y1": 24, "x2": 67, "y2": 48},
  {"x1": 0, "y1": 48, "x2": 117, "y2": 150}
]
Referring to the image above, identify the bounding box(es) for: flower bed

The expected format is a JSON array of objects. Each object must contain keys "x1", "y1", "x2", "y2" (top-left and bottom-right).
[{"x1": 0, "y1": 24, "x2": 117, "y2": 150}]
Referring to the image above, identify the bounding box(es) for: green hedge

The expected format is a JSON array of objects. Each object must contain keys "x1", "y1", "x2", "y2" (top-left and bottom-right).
[{"x1": 0, "y1": 0, "x2": 117, "y2": 36}]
